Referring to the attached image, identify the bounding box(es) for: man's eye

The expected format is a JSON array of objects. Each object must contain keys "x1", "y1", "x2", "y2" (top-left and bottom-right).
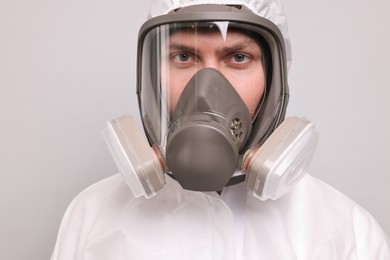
[
  {"x1": 173, "y1": 53, "x2": 192, "y2": 62},
  {"x1": 232, "y1": 54, "x2": 248, "y2": 63}
]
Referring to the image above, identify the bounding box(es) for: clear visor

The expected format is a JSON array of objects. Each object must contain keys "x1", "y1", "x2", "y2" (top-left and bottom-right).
[{"x1": 138, "y1": 21, "x2": 268, "y2": 150}]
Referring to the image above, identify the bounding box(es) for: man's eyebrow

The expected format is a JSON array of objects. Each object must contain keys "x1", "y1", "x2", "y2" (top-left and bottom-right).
[
  {"x1": 169, "y1": 43, "x2": 196, "y2": 53},
  {"x1": 168, "y1": 39, "x2": 260, "y2": 54},
  {"x1": 219, "y1": 40, "x2": 259, "y2": 54}
]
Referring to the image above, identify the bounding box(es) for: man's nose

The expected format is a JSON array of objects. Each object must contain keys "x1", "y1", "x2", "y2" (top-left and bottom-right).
[{"x1": 203, "y1": 58, "x2": 220, "y2": 71}]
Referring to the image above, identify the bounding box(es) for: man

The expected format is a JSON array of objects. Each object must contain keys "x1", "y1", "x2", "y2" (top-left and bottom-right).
[{"x1": 51, "y1": 0, "x2": 390, "y2": 259}]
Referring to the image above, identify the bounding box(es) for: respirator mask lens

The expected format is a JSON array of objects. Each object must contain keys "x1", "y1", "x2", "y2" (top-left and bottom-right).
[
  {"x1": 138, "y1": 21, "x2": 263, "y2": 190},
  {"x1": 138, "y1": 21, "x2": 266, "y2": 148}
]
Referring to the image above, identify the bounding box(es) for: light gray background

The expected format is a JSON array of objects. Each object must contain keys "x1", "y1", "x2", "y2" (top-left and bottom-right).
[{"x1": 0, "y1": 0, "x2": 389, "y2": 259}]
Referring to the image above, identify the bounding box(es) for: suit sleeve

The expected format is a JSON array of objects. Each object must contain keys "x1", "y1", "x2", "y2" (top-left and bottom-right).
[
  {"x1": 353, "y1": 205, "x2": 390, "y2": 259},
  {"x1": 50, "y1": 192, "x2": 99, "y2": 260}
]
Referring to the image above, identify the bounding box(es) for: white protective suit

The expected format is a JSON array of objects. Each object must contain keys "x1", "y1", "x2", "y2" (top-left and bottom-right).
[
  {"x1": 51, "y1": 173, "x2": 390, "y2": 259},
  {"x1": 51, "y1": 0, "x2": 390, "y2": 259}
]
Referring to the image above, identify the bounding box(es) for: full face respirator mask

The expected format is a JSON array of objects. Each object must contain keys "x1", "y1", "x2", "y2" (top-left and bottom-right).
[{"x1": 102, "y1": 4, "x2": 319, "y2": 200}]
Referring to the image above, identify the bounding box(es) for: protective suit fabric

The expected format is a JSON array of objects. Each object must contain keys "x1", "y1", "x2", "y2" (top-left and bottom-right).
[
  {"x1": 51, "y1": 173, "x2": 390, "y2": 260},
  {"x1": 147, "y1": 0, "x2": 292, "y2": 66}
]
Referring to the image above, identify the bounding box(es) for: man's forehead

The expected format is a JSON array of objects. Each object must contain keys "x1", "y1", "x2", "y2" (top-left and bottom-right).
[{"x1": 168, "y1": 29, "x2": 257, "y2": 44}]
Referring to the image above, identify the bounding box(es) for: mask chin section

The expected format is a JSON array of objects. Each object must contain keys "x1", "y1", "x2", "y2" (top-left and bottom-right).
[
  {"x1": 242, "y1": 117, "x2": 319, "y2": 201},
  {"x1": 166, "y1": 120, "x2": 239, "y2": 191}
]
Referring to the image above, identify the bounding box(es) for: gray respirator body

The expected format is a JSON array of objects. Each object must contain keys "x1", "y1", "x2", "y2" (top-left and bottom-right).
[
  {"x1": 166, "y1": 68, "x2": 252, "y2": 191},
  {"x1": 102, "y1": 5, "x2": 319, "y2": 200}
]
